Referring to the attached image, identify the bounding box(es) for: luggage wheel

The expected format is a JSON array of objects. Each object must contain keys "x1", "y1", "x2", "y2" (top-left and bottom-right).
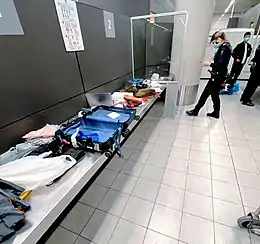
[
  {"x1": 238, "y1": 212, "x2": 260, "y2": 235},
  {"x1": 122, "y1": 129, "x2": 130, "y2": 137},
  {"x1": 105, "y1": 150, "x2": 112, "y2": 158},
  {"x1": 135, "y1": 115, "x2": 140, "y2": 121}
]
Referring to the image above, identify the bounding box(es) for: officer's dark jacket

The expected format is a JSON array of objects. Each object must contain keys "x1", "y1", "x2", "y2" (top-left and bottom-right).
[
  {"x1": 210, "y1": 42, "x2": 232, "y2": 77},
  {"x1": 251, "y1": 45, "x2": 260, "y2": 74},
  {"x1": 232, "y1": 41, "x2": 252, "y2": 63}
]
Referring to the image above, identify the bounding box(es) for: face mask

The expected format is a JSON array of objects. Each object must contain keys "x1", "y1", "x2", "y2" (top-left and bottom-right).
[
  {"x1": 244, "y1": 37, "x2": 250, "y2": 43},
  {"x1": 213, "y1": 43, "x2": 220, "y2": 50}
]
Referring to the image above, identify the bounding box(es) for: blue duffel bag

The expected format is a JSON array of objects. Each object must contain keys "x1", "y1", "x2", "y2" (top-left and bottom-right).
[{"x1": 220, "y1": 83, "x2": 239, "y2": 95}]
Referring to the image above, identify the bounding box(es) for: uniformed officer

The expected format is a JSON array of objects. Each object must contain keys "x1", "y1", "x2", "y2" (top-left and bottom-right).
[
  {"x1": 228, "y1": 32, "x2": 252, "y2": 88},
  {"x1": 186, "y1": 31, "x2": 232, "y2": 119},
  {"x1": 240, "y1": 45, "x2": 260, "y2": 106}
]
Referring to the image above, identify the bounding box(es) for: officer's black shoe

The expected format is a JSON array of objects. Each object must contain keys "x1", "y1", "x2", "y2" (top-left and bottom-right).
[
  {"x1": 207, "y1": 111, "x2": 220, "y2": 119},
  {"x1": 242, "y1": 101, "x2": 254, "y2": 107},
  {"x1": 186, "y1": 109, "x2": 198, "y2": 116},
  {"x1": 240, "y1": 98, "x2": 252, "y2": 102}
]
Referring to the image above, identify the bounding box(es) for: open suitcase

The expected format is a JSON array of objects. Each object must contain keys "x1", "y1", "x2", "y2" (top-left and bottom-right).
[
  {"x1": 56, "y1": 106, "x2": 138, "y2": 157},
  {"x1": 80, "y1": 106, "x2": 139, "y2": 137}
]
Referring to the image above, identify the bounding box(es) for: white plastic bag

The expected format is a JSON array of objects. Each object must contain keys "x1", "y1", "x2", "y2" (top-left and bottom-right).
[{"x1": 0, "y1": 155, "x2": 76, "y2": 190}]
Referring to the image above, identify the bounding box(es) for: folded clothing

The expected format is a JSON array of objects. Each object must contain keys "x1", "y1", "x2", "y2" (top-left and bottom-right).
[
  {"x1": 0, "y1": 179, "x2": 30, "y2": 243},
  {"x1": 0, "y1": 143, "x2": 39, "y2": 166},
  {"x1": 22, "y1": 124, "x2": 59, "y2": 140}
]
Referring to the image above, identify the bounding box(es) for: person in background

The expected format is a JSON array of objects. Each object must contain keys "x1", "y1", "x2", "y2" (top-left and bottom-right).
[
  {"x1": 228, "y1": 32, "x2": 252, "y2": 88},
  {"x1": 186, "y1": 31, "x2": 232, "y2": 119},
  {"x1": 240, "y1": 45, "x2": 260, "y2": 107}
]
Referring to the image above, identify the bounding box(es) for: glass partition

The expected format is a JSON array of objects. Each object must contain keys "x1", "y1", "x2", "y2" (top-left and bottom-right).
[{"x1": 130, "y1": 11, "x2": 188, "y2": 82}]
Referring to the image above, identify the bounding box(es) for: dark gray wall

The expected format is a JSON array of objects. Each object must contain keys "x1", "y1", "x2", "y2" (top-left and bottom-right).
[
  {"x1": 79, "y1": 0, "x2": 149, "y2": 17},
  {"x1": 77, "y1": 2, "x2": 131, "y2": 91},
  {"x1": 0, "y1": 0, "x2": 149, "y2": 153},
  {"x1": 0, "y1": 0, "x2": 84, "y2": 128}
]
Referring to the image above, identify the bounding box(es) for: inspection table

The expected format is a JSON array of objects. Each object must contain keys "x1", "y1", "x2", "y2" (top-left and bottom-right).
[{"x1": 10, "y1": 94, "x2": 163, "y2": 244}]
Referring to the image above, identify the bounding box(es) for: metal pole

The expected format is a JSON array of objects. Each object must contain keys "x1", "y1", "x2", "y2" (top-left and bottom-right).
[
  {"x1": 231, "y1": 4, "x2": 235, "y2": 18},
  {"x1": 130, "y1": 11, "x2": 188, "y2": 20},
  {"x1": 130, "y1": 18, "x2": 135, "y2": 79}
]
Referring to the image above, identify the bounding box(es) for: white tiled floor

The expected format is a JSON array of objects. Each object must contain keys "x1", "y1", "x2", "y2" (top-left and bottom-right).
[{"x1": 46, "y1": 81, "x2": 260, "y2": 244}]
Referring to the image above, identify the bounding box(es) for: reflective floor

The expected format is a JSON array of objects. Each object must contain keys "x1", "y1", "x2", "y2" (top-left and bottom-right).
[{"x1": 46, "y1": 81, "x2": 260, "y2": 244}]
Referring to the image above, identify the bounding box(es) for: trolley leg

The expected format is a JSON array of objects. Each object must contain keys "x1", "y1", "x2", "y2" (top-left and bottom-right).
[{"x1": 253, "y1": 206, "x2": 260, "y2": 216}]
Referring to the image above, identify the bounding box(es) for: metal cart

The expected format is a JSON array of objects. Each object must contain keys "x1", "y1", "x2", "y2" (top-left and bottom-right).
[{"x1": 238, "y1": 206, "x2": 260, "y2": 236}]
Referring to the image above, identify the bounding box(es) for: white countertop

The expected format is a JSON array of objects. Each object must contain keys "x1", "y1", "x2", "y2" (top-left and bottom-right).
[{"x1": 9, "y1": 94, "x2": 162, "y2": 244}]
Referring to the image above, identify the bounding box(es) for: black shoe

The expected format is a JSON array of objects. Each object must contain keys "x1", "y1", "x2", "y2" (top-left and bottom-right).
[
  {"x1": 186, "y1": 109, "x2": 198, "y2": 116},
  {"x1": 207, "y1": 112, "x2": 220, "y2": 119},
  {"x1": 242, "y1": 101, "x2": 254, "y2": 107},
  {"x1": 240, "y1": 98, "x2": 252, "y2": 102}
]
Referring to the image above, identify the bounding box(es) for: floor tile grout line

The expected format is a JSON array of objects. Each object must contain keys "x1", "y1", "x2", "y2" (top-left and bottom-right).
[
  {"x1": 209, "y1": 125, "x2": 216, "y2": 244},
  {"x1": 222, "y1": 114, "x2": 253, "y2": 244},
  {"x1": 80, "y1": 128, "x2": 151, "y2": 244},
  {"x1": 60, "y1": 108, "x2": 258, "y2": 244},
  {"x1": 76, "y1": 200, "x2": 252, "y2": 238},
  {"x1": 80, "y1": 185, "x2": 251, "y2": 222},
  {"x1": 72, "y1": 233, "x2": 98, "y2": 244},
  {"x1": 222, "y1": 117, "x2": 247, "y2": 216},
  {"x1": 140, "y1": 175, "x2": 161, "y2": 244},
  {"x1": 141, "y1": 119, "x2": 180, "y2": 244},
  {"x1": 177, "y1": 143, "x2": 190, "y2": 242},
  {"x1": 76, "y1": 163, "x2": 122, "y2": 241},
  {"x1": 233, "y1": 122, "x2": 258, "y2": 244}
]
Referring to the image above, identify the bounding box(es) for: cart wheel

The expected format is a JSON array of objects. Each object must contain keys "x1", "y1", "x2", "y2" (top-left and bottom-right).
[
  {"x1": 237, "y1": 215, "x2": 254, "y2": 229},
  {"x1": 105, "y1": 151, "x2": 112, "y2": 158},
  {"x1": 122, "y1": 129, "x2": 130, "y2": 137},
  {"x1": 135, "y1": 115, "x2": 140, "y2": 121}
]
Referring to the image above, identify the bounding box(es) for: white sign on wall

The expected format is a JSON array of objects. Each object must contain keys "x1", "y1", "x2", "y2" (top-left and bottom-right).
[
  {"x1": 103, "y1": 11, "x2": 116, "y2": 38},
  {"x1": 54, "y1": 0, "x2": 84, "y2": 52}
]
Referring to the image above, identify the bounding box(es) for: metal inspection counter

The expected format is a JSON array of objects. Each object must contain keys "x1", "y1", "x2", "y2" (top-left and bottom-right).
[{"x1": 10, "y1": 93, "x2": 162, "y2": 244}]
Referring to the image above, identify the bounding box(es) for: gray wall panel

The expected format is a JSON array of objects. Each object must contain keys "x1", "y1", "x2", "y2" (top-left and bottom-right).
[
  {"x1": 77, "y1": 4, "x2": 131, "y2": 91},
  {"x1": 0, "y1": 0, "x2": 84, "y2": 128}
]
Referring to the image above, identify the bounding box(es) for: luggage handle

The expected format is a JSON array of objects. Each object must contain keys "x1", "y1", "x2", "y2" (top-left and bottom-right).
[
  {"x1": 114, "y1": 126, "x2": 122, "y2": 157},
  {"x1": 79, "y1": 108, "x2": 92, "y2": 117}
]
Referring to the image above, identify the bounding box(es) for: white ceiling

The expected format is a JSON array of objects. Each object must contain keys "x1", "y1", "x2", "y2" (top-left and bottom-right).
[
  {"x1": 151, "y1": 0, "x2": 259, "y2": 15},
  {"x1": 214, "y1": 0, "x2": 259, "y2": 14},
  {"x1": 150, "y1": 0, "x2": 175, "y2": 13}
]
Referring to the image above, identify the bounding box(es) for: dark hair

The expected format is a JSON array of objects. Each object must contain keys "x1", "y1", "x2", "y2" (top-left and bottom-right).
[
  {"x1": 210, "y1": 31, "x2": 226, "y2": 43},
  {"x1": 244, "y1": 32, "x2": 251, "y2": 37}
]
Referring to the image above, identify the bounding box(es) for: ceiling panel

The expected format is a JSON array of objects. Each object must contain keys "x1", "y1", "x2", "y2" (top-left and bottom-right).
[
  {"x1": 150, "y1": 0, "x2": 175, "y2": 13},
  {"x1": 214, "y1": 0, "x2": 259, "y2": 14}
]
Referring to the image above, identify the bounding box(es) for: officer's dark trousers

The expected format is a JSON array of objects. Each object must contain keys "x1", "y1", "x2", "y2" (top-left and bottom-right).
[
  {"x1": 230, "y1": 62, "x2": 244, "y2": 84},
  {"x1": 241, "y1": 73, "x2": 259, "y2": 102},
  {"x1": 194, "y1": 79, "x2": 221, "y2": 113}
]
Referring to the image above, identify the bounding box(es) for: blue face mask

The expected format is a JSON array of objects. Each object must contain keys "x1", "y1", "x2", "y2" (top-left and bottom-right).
[
  {"x1": 213, "y1": 42, "x2": 220, "y2": 50},
  {"x1": 244, "y1": 37, "x2": 250, "y2": 43}
]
